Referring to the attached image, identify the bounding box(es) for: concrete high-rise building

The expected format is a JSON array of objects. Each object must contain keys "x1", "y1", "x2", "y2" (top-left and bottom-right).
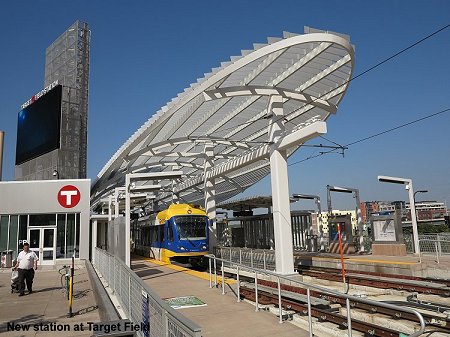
[{"x1": 15, "y1": 21, "x2": 90, "y2": 180}]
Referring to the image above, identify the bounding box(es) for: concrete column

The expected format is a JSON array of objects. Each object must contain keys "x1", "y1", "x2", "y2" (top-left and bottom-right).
[
  {"x1": 204, "y1": 145, "x2": 217, "y2": 251},
  {"x1": 407, "y1": 182, "x2": 420, "y2": 255},
  {"x1": 92, "y1": 220, "x2": 98, "y2": 264},
  {"x1": 125, "y1": 177, "x2": 131, "y2": 267},
  {"x1": 172, "y1": 165, "x2": 180, "y2": 204},
  {"x1": 268, "y1": 95, "x2": 294, "y2": 274},
  {"x1": 108, "y1": 196, "x2": 113, "y2": 222},
  {"x1": 355, "y1": 191, "x2": 365, "y2": 253},
  {"x1": 114, "y1": 188, "x2": 120, "y2": 219}
]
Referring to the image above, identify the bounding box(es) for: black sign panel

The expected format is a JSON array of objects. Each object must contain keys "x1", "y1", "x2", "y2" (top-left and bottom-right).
[{"x1": 16, "y1": 85, "x2": 62, "y2": 165}]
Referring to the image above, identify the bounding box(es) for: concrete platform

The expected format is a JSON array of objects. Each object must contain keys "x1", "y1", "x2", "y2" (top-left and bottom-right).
[
  {"x1": 132, "y1": 257, "x2": 309, "y2": 337},
  {"x1": 296, "y1": 252, "x2": 450, "y2": 279},
  {"x1": 0, "y1": 262, "x2": 100, "y2": 337}
]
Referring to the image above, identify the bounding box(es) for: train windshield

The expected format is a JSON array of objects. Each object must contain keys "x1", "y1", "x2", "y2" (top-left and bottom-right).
[{"x1": 174, "y1": 216, "x2": 208, "y2": 240}]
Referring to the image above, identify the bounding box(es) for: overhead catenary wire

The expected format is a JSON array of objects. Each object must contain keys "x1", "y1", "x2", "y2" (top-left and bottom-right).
[
  {"x1": 288, "y1": 106, "x2": 450, "y2": 167},
  {"x1": 344, "y1": 107, "x2": 450, "y2": 147}
]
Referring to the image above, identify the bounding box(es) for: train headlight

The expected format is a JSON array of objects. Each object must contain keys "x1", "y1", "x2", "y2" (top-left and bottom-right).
[
  {"x1": 180, "y1": 246, "x2": 186, "y2": 251},
  {"x1": 202, "y1": 245, "x2": 207, "y2": 250}
]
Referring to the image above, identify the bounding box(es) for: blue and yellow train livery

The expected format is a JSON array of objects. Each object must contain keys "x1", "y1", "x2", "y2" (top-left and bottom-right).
[{"x1": 133, "y1": 204, "x2": 209, "y2": 266}]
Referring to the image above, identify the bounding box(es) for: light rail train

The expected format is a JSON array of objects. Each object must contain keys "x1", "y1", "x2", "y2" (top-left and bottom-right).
[{"x1": 133, "y1": 203, "x2": 209, "y2": 266}]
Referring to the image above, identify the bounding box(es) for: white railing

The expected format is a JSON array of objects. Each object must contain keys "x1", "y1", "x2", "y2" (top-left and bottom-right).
[
  {"x1": 206, "y1": 254, "x2": 426, "y2": 337},
  {"x1": 216, "y1": 247, "x2": 276, "y2": 271},
  {"x1": 93, "y1": 248, "x2": 202, "y2": 337},
  {"x1": 418, "y1": 238, "x2": 450, "y2": 264}
]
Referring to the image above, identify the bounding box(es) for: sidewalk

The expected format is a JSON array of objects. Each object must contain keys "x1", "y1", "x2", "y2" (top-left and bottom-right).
[
  {"x1": 0, "y1": 263, "x2": 100, "y2": 337},
  {"x1": 133, "y1": 258, "x2": 309, "y2": 337}
]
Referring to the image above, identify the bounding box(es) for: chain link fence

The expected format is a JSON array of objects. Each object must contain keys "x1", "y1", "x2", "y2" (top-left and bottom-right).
[
  {"x1": 403, "y1": 233, "x2": 450, "y2": 254},
  {"x1": 93, "y1": 248, "x2": 202, "y2": 337}
]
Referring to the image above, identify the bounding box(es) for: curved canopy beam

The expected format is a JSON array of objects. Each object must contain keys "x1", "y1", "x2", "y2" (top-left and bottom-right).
[{"x1": 203, "y1": 85, "x2": 337, "y2": 113}]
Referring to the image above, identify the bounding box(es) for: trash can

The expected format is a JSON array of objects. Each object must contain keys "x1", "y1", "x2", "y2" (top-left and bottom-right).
[{"x1": 1, "y1": 250, "x2": 14, "y2": 268}]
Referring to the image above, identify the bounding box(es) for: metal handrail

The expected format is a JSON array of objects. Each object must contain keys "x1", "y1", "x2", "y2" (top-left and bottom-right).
[
  {"x1": 206, "y1": 254, "x2": 426, "y2": 337},
  {"x1": 94, "y1": 248, "x2": 202, "y2": 336}
]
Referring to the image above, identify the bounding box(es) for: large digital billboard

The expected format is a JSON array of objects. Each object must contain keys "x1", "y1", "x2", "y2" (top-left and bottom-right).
[{"x1": 16, "y1": 85, "x2": 62, "y2": 165}]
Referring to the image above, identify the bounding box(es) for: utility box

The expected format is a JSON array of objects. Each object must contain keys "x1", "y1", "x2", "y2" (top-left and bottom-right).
[
  {"x1": 370, "y1": 210, "x2": 406, "y2": 256},
  {"x1": 328, "y1": 214, "x2": 355, "y2": 254}
]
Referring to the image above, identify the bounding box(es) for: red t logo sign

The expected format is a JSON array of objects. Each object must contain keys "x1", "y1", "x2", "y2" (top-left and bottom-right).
[{"x1": 58, "y1": 185, "x2": 81, "y2": 208}]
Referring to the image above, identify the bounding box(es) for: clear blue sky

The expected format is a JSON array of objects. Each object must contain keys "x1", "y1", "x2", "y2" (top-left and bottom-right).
[{"x1": 0, "y1": 1, "x2": 449, "y2": 209}]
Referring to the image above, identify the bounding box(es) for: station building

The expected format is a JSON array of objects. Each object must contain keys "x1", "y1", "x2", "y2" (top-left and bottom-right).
[{"x1": 0, "y1": 179, "x2": 90, "y2": 264}]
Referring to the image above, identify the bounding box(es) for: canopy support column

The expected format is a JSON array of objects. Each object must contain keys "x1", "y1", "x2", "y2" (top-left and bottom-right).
[
  {"x1": 268, "y1": 95, "x2": 295, "y2": 275},
  {"x1": 204, "y1": 144, "x2": 217, "y2": 251}
]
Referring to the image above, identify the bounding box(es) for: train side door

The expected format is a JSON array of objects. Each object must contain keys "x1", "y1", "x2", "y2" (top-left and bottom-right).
[{"x1": 166, "y1": 220, "x2": 175, "y2": 251}]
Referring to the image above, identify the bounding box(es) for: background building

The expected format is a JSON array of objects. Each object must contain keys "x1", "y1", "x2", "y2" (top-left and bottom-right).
[
  {"x1": 15, "y1": 21, "x2": 90, "y2": 180},
  {"x1": 312, "y1": 210, "x2": 357, "y2": 234},
  {"x1": 403, "y1": 201, "x2": 447, "y2": 225},
  {"x1": 361, "y1": 200, "x2": 448, "y2": 228},
  {"x1": 360, "y1": 201, "x2": 405, "y2": 223}
]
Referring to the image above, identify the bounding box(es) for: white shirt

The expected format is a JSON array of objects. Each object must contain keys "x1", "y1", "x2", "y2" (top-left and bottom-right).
[{"x1": 17, "y1": 250, "x2": 39, "y2": 270}]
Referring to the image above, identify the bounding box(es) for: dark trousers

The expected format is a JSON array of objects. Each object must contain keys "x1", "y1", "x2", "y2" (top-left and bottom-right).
[{"x1": 18, "y1": 268, "x2": 34, "y2": 294}]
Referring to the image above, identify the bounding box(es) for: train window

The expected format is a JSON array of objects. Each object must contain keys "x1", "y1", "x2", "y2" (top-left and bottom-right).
[
  {"x1": 168, "y1": 224, "x2": 174, "y2": 242},
  {"x1": 174, "y1": 216, "x2": 208, "y2": 240}
]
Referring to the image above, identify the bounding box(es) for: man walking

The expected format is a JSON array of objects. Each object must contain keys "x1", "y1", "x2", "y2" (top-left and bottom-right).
[{"x1": 14, "y1": 242, "x2": 39, "y2": 296}]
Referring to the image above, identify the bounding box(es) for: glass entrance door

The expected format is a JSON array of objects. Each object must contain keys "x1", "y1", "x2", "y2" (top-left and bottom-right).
[{"x1": 27, "y1": 228, "x2": 56, "y2": 265}]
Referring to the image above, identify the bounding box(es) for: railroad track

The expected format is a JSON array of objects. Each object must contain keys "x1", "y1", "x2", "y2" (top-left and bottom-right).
[
  {"x1": 299, "y1": 268, "x2": 450, "y2": 297},
  {"x1": 239, "y1": 284, "x2": 450, "y2": 337},
  {"x1": 256, "y1": 279, "x2": 450, "y2": 329},
  {"x1": 240, "y1": 286, "x2": 403, "y2": 337}
]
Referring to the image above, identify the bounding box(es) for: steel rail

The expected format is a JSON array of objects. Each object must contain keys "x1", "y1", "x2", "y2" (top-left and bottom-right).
[
  {"x1": 240, "y1": 287, "x2": 401, "y2": 337},
  {"x1": 207, "y1": 254, "x2": 426, "y2": 337},
  {"x1": 256, "y1": 279, "x2": 450, "y2": 329}
]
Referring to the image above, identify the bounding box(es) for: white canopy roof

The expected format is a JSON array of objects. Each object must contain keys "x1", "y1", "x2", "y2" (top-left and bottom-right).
[{"x1": 91, "y1": 27, "x2": 355, "y2": 209}]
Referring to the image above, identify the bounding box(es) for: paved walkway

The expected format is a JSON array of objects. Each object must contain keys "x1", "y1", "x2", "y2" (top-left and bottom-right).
[
  {"x1": 132, "y1": 257, "x2": 309, "y2": 337},
  {"x1": 0, "y1": 263, "x2": 100, "y2": 337}
]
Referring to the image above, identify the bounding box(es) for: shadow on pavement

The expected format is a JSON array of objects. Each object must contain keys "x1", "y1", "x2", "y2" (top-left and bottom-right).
[
  {"x1": 134, "y1": 268, "x2": 164, "y2": 279},
  {"x1": 33, "y1": 286, "x2": 62, "y2": 293},
  {"x1": 0, "y1": 314, "x2": 51, "y2": 333},
  {"x1": 74, "y1": 279, "x2": 88, "y2": 285},
  {"x1": 131, "y1": 263, "x2": 155, "y2": 270},
  {"x1": 73, "y1": 289, "x2": 91, "y2": 299}
]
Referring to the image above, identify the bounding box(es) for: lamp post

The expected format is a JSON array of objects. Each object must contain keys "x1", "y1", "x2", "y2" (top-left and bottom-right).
[
  {"x1": 326, "y1": 185, "x2": 364, "y2": 253},
  {"x1": 378, "y1": 175, "x2": 420, "y2": 255},
  {"x1": 292, "y1": 194, "x2": 323, "y2": 251}
]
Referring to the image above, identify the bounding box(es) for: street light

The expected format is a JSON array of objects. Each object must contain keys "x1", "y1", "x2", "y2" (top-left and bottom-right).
[
  {"x1": 292, "y1": 193, "x2": 323, "y2": 251},
  {"x1": 414, "y1": 190, "x2": 428, "y2": 201},
  {"x1": 326, "y1": 185, "x2": 364, "y2": 253},
  {"x1": 377, "y1": 175, "x2": 420, "y2": 255}
]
